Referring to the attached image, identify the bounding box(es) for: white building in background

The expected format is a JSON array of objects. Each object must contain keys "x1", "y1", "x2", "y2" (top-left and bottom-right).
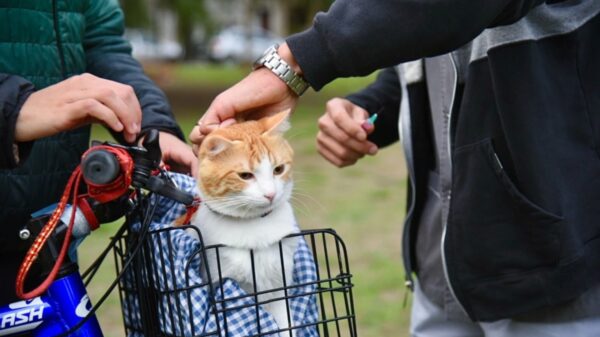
[
  {"x1": 205, "y1": 0, "x2": 288, "y2": 37},
  {"x1": 125, "y1": 0, "x2": 289, "y2": 60}
]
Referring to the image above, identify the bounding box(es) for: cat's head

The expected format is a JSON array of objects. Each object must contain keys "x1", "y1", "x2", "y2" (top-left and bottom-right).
[{"x1": 196, "y1": 110, "x2": 293, "y2": 219}]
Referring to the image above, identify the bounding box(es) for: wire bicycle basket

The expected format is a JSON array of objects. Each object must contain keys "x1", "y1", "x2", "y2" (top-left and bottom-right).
[
  {"x1": 9, "y1": 130, "x2": 358, "y2": 337},
  {"x1": 112, "y1": 176, "x2": 357, "y2": 337}
]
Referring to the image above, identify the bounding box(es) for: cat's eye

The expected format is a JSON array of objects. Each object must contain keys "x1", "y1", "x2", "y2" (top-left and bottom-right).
[
  {"x1": 238, "y1": 172, "x2": 254, "y2": 180},
  {"x1": 273, "y1": 164, "x2": 285, "y2": 175}
]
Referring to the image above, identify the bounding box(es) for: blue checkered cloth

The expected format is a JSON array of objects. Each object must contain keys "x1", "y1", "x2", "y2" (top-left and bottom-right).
[{"x1": 121, "y1": 172, "x2": 319, "y2": 337}]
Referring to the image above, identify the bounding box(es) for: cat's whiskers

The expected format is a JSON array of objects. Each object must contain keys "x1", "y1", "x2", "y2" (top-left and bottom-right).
[
  {"x1": 191, "y1": 110, "x2": 299, "y2": 332},
  {"x1": 289, "y1": 197, "x2": 310, "y2": 217},
  {"x1": 291, "y1": 189, "x2": 326, "y2": 212},
  {"x1": 285, "y1": 129, "x2": 308, "y2": 142}
]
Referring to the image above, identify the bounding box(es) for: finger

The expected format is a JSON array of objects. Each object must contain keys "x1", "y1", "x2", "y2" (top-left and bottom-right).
[
  {"x1": 203, "y1": 94, "x2": 236, "y2": 126},
  {"x1": 70, "y1": 75, "x2": 141, "y2": 137},
  {"x1": 93, "y1": 85, "x2": 140, "y2": 138},
  {"x1": 68, "y1": 98, "x2": 124, "y2": 133},
  {"x1": 319, "y1": 115, "x2": 378, "y2": 155},
  {"x1": 361, "y1": 121, "x2": 375, "y2": 134},
  {"x1": 317, "y1": 141, "x2": 344, "y2": 167},
  {"x1": 220, "y1": 118, "x2": 236, "y2": 128},
  {"x1": 115, "y1": 84, "x2": 142, "y2": 132},
  {"x1": 329, "y1": 105, "x2": 369, "y2": 141},
  {"x1": 165, "y1": 152, "x2": 194, "y2": 175},
  {"x1": 159, "y1": 134, "x2": 196, "y2": 175},
  {"x1": 199, "y1": 123, "x2": 219, "y2": 136},
  {"x1": 317, "y1": 131, "x2": 364, "y2": 164},
  {"x1": 70, "y1": 90, "x2": 136, "y2": 142},
  {"x1": 320, "y1": 123, "x2": 378, "y2": 155},
  {"x1": 317, "y1": 139, "x2": 356, "y2": 168},
  {"x1": 203, "y1": 69, "x2": 297, "y2": 125},
  {"x1": 189, "y1": 125, "x2": 203, "y2": 145}
]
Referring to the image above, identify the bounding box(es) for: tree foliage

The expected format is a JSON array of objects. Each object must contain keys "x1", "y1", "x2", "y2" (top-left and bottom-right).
[
  {"x1": 286, "y1": 0, "x2": 334, "y2": 33},
  {"x1": 120, "y1": 0, "x2": 150, "y2": 28},
  {"x1": 158, "y1": 0, "x2": 211, "y2": 59}
]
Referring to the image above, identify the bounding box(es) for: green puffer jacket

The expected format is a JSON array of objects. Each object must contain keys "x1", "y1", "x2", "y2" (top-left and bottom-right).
[{"x1": 0, "y1": 0, "x2": 184, "y2": 247}]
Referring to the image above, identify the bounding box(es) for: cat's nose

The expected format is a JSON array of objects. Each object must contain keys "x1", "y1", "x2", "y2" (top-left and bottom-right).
[{"x1": 264, "y1": 193, "x2": 275, "y2": 202}]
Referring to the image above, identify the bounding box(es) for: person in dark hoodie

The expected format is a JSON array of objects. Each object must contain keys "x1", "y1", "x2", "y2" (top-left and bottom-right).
[
  {"x1": 0, "y1": 0, "x2": 195, "y2": 305},
  {"x1": 191, "y1": 0, "x2": 600, "y2": 335}
]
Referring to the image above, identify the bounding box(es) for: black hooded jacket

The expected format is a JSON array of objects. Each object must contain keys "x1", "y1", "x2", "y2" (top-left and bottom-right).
[{"x1": 287, "y1": 0, "x2": 600, "y2": 321}]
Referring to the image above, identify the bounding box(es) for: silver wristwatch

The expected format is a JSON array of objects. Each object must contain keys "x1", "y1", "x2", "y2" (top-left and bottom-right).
[{"x1": 253, "y1": 44, "x2": 310, "y2": 96}]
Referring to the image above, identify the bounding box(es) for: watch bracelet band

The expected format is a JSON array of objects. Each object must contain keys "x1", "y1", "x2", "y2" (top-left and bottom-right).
[{"x1": 257, "y1": 46, "x2": 309, "y2": 96}]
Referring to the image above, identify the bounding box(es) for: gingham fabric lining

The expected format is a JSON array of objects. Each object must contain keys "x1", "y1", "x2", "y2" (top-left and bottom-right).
[{"x1": 122, "y1": 172, "x2": 319, "y2": 337}]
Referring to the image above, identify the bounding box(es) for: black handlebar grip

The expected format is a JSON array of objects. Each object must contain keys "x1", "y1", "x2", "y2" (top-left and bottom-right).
[{"x1": 82, "y1": 149, "x2": 121, "y2": 185}]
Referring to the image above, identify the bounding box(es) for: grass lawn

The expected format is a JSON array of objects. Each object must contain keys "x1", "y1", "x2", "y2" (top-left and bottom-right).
[{"x1": 79, "y1": 62, "x2": 410, "y2": 337}]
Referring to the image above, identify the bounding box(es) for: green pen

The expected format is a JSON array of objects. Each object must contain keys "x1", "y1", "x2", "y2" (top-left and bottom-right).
[{"x1": 361, "y1": 113, "x2": 379, "y2": 130}]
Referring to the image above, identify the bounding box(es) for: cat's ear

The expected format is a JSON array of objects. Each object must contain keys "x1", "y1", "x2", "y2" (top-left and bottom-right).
[
  {"x1": 261, "y1": 109, "x2": 291, "y2": 136},
  {"x1": 202, "y1": 135, "x2": 234, "y2": 157}
]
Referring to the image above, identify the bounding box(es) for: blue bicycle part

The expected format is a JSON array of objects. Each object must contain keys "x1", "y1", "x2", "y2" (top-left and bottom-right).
[
  {"x1": 0, "y1": 272, "x2": 102, "y2": 337},
  {"x1": 0, "y1": 207, "x2": 103, "y2": 337}
]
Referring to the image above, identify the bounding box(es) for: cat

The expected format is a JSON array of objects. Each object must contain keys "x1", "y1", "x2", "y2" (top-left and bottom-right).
[{"x1": 189, "y1": 110, "x2": 299, "y2": 336}]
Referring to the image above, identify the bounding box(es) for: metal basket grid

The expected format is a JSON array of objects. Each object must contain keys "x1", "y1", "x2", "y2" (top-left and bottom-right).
[{"x1": 113, "y1": 225, "x2": 357, "y2": 337}]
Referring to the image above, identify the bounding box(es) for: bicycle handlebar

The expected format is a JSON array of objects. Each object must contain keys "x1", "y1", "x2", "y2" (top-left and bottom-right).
[
  {"x1": 81, "y1": 129, "x2": 194, "y2": 206},
  {"x1": 19, "y1": 129, "x2": 195, "y2": 285}
]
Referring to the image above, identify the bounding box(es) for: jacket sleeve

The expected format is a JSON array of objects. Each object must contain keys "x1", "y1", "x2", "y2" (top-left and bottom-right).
[
  {"x1": 346, "y1": 67, "x2": 400, "y2": 148},
  {"x1": 0, "y1": 74, "x2": 35, "y2": 169},
  {"x1": 83, "y1": 0, "x2": 184, "y2": 143},
  {"x1": 287, "y1": 0, "x2": 545, "y2": 90}
]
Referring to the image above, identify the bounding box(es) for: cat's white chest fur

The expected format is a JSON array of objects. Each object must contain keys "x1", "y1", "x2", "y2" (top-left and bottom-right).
[{"x1": 191, "y1": 201, "x2": 299, "y2": 334}]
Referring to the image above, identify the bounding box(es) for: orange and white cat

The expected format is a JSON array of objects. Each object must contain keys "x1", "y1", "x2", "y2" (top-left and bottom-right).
[{"x1": 192, "y1": 110, "x2": 299, "y2": 335}]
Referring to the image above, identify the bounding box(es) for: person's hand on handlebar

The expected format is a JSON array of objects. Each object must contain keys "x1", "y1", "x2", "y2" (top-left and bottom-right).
[
  {"x1": 15, "y1": 73, "x2": 142, "y2": 143},
  {"x1": 14, "y1": 73, "x2": 196, "y2": 175},
  {"x1": 189, "y1": 43, "x2": 301, "y2": 152}
]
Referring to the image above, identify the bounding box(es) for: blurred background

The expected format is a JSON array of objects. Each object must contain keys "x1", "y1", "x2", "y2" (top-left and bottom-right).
[{"x1": 80, "y1": 1, "x2": 410, "y2": 336}]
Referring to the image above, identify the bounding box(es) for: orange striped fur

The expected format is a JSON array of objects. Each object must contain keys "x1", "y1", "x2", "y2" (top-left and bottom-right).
[{"x1": 197, "y1": 111, "x2": 293, "y2": 201}]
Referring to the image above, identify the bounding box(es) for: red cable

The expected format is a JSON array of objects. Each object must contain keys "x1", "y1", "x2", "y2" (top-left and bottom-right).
[
  {"x1": 16, "y1": 145, "x2": 134, "y2": 299},
  {"x1": 16, "y1": 167, "x2": 82, "y2": 299}
]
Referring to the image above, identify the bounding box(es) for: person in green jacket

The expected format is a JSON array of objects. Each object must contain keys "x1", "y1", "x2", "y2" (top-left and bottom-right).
[{"x1": 0, "y1": 0, "x2": 195, "y2": 304}]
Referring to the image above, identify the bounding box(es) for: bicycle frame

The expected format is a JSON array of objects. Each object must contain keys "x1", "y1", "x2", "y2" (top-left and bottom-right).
[
  {"x1": 0, "y1": 271, "x2": 102, "y2": 337},
  {"x1": 1, "y1": 130, "x2": 193, "y2": 337},
  {"x1": 1, "y1": 202, "x2": 104, "y2": 337}
]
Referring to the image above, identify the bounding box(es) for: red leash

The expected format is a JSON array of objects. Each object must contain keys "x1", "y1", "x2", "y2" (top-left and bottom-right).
[
  {"x1": 16, "y1": 146, "x2": 133, "y2": 299},
  {"x1": 15, "y1": 167, "x2": 82, "y2": 299}
]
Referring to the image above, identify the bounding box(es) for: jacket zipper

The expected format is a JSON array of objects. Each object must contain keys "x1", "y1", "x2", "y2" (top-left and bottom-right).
[
  {"x1": 397, "y1": 65, "x2": 416, "y2": 291},
  {"x1": 440, "y1": 53, "x2": 468, "y2": 315},
  {"x1": 52, "y1": 0, "x2": 67, "y2": 79}
]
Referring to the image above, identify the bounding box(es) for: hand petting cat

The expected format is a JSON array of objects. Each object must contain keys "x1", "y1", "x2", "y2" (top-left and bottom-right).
[{"x1": 189, "y1": 44, "x2": 300, "y2": 153}]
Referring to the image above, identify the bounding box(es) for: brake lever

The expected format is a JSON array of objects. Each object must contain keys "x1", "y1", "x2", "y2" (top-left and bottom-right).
[{"x1": 145, "y1": 175, "x2": 195, "y2": 206}]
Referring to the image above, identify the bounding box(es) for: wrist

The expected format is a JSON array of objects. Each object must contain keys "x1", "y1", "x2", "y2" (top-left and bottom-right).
[
  {"x1": 253, "y1": 43, "x2": 309, "y2": 96},
  {"x1": 277, "y1": 43, "x2": 303, "y2": 75}
]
